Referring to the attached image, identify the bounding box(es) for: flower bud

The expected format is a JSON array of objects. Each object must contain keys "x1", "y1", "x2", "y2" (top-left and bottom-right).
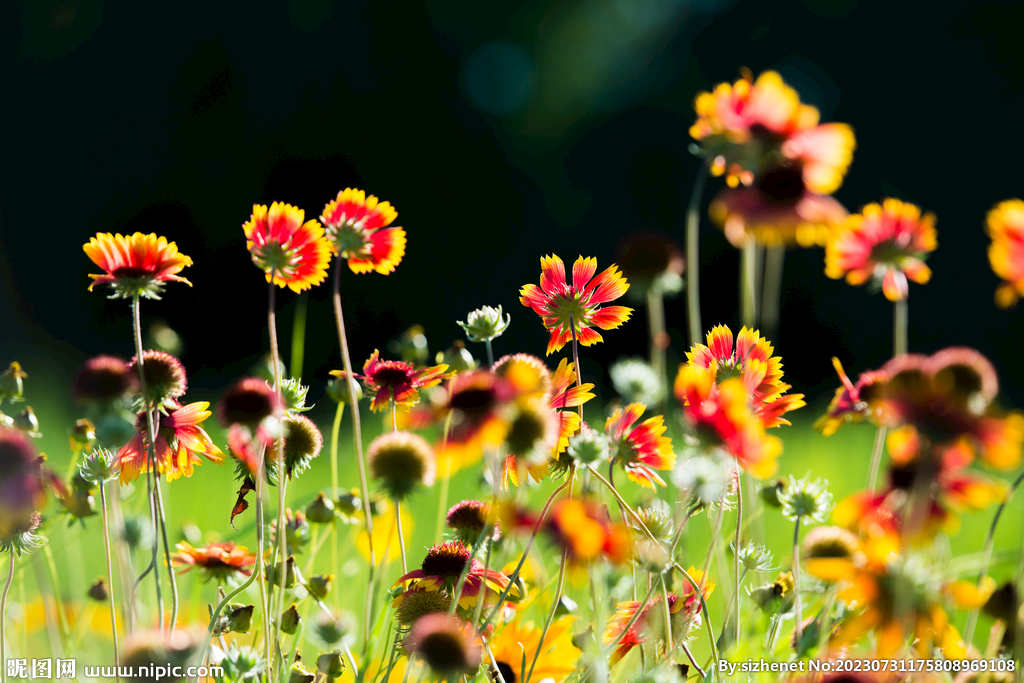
[
  {"x1": 0, "y1": 362, "x2": 27, "y2": 403},
  {"x1": 335, "y1": 489, "x2": 363, "y2": 524},
  {"x1": 305, "y1": 492, "x2": 336, "y2": 525},
  {"x1": 80, "y1": 448, "x2": 119, "y2": 485},
  {"x1": 69, "y1": 419, "x2": 97, "y2": 451},
  {"x1": 279, "y1": 604, "x2": 301, "y2": 635},
  {"x1": 87, "y1": 577, "x2": 109, "y2": 602},
  {"x1": 316, "y1": 650, "x2": 345, "y2": 679},
  {"x1": 307, "y1": 574, "x2": 333, "y2": 600},
  {"x1": 12, "y1": 407, "x2": 40, "y2": 437},
  {"x1": 266, "y1": 556, "x2": 297, "y2": 588},
  {"x1": 326, "y1": 371, "x2": 363, "y2": 405},
  {"x1": 311, "y1": 612, "x2": 353, "y2": 648},
  {"x1": 457, "y1": 305, "x2": 511, "y2": 343},
  {"x1": 435, "y1": 341, "x2": 477, "y2": 373}
]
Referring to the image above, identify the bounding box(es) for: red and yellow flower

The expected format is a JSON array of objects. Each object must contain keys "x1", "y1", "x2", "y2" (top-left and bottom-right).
[
  {"x1": 602, "y1": 567, "x2": 713, "y2": 665},
  {"x1": 690, "y1": 70, "x2": 855, "y2": 194},
  {"x1": 814, "y1": 357, "x2": 889, "y2": 436},
  {"x1": 605, "y1": 403, "x2": 674, "y2": 489},
  {"x1": 489, "y1": 615, "x2": 580, "y2": 683},
  {"x1": 681, "y1": 324, "x2": 804, "y2": 428},
  {"x1": 243, "y1": 202, "x2": 332, "y2": 292},
  {"x1": 360, "y1": 350, "x2": 449, "y2": 413},
  {"x1": 544, "y1": 499, "x2": 631, "y2": 568},
  {"x1": 83, "y1": 232, "x2": 193, "y2": 299},
  {"x1": 674, "y1": 366, "x2": 781, "y2": 478},
  {"x1": 825, "y1": 198, "x2": 937, "y2": 302},
  {"x1": 394, "y1": 541, "x2": 516, "y2": 609},
  {"x1": 115, "y1": 402, "x2": 224, "y2": 483},
  {"x1": 320, "y1": 188, "x2": 406, "y2": 275},
  {"x1": 171, "y1": 541, "x2": 256, "y2": 583},
  {"x1": 520, "y1": 255, "x2": 632, "y2": 355},
  {"x1": 986, "y1": 198, "x2": 1024, "y2": 307}
]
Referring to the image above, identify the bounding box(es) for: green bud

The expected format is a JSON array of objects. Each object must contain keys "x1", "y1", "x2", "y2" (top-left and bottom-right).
[
  {"x1": 266, "y1": 556, "x2": 297, "y2": 588},
  {"x1": 305, "y1": 492, "x2": 336, "y2": 525},
  {"x1": 326, "y1": 372, "x2": 363, "y2": 405},
  {"x1": 434, "y1": 341, "x2": 477, "y2": 372},
  {"x1": 223, "y1": 604, "x2": 255, "y2": 635},
  {"x1": 554, "y1": 595, "x2": 577, "y2": 616},
  {"x1": 12, "y1": 407, "x2": 40, "y2": 436},
  {"x1": 80, "y1": 448, "x2": 119, "y2": 485},
  {"x1": 0, "y1": 362, "x2": 27, "y2": 403},
  {"x1": 288, "y1": 661, "x2": 314, "y2": 683},
  {"x1": 335, "y1": 489, "x2": 363, "y2": 524},
  {"x1": 316, "y1": 650, "x2": 345, "y2": 679},
  {"x1": 457, "y1": 305, "x2": 510, "y2": 343},
  {"x1": 308, "y1": 574, "x2": 333, "y2": 601},
  {"x1": 280, "y1": 604, "x2": 301, "y2": 635}
]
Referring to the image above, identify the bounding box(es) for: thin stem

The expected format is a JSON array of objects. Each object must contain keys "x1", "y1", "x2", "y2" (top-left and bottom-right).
[
  {"x1": 131, "y1": 295, "x2": 166, "y2": 630},
  {"x1": 153, "y1": 478, "x2": 178, "y2": 631},
  {"x1": 686, "y1": 159, "x2": 710, "y2": 347},
  {"x1": 99, "y1": 483, "x2": 121, "y2": 680},
  {"x1": 331, "y1": 256, "x2": 375, "y2": 648},
  {"x1": 740, "y1": 240, "x2": 758, "y2": 329},
  {"x1": 964, "y1": 467, "x2": 1024, "y2": 644},
  {"x1": 391, "y1": 398, "x2": 397, "y2": 432},
  {"x1": 734, "y1": 466, "x2": 743, "y2": 645},
  {"x1": 290, "y1": 293, "x2": 307, "y2": 380},
  {"x1": 761, "y1": 244, "x2": 785, "y2": 342},
  {"x1": 646, "y1": 288, "x2": 667, "y2": 413},
  {"x1": 329, "y1": 401, "x2": 343, "y2": 609},
  {"x1": 660, "y1": 573, "x2": 674, "y2": 651},
  {"x1": 867, "y1": 426, "x2": 888, "y2": 494},
  {"x1": 395, "y1": 499, "x2": 408, "y2": 575},
  {"x1": 2, "y1": 552, "x2": 14, "y2": 683},
  {"x1": 524, "y1": 466, "x2": 575, "y2": 683},
  {"x1": 893, "y1": 297, "x2": 908, "y2": 357},
  {"x1": 792, "y1": 515, "x2": 804, "y2": 645},
  {"x1": 267, "y1": 276, "x2": 290, "y2": 673},
  {"x1": 484, "y1": 339, "x2": 494, "y2": 369},
  {"x1": 569, "y1": 315, "x2": 583, "y2": 424},
  {"x1": 41, "y1": 544, "x2": 69, "y2": 652},
  {"x1": 433, "y1": 384, "x2": 456, "y2": 544}
]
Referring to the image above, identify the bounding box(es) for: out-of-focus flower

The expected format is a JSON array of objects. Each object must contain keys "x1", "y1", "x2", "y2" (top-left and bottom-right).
[
  {"x1": 605, "y1": 403, "x2": 674, "y2": 489},
  {"x1": 545, "y1": 499, "x2": 631, "y2": 567},
  {"x1": 825, "y1": 198, "x2": 937, "y2": 302},
  {"x1": 72, "y1": 356, "x2": 138, "y2": 406},
  {"x1": 778, "y1": 475, "x2": 833, "y2": 523},
  {"x1": 987, "y1": 199, "x2": 1024, "y2": 307},
  {"x1": 12, "y1": 407, "x2": 40, "y2": 437},
  {"x1": 566, "y1": 431, "x2": 610, "y2": 467},
  {"x1": 520, "y1": 254, "x2": 632, "y2": 355},
  {"x1": 360, "y1": 350, "x2": 449, "y2": 413},
  {"x1": 394, "y1": 540, "x2": 516, "y2": 609},
  {"x1": 0, "y1": 511, "x2": 45, "y2": 556},
  {"x1": 709, "y1": 165, "x2": 848, "y2": 248},
  {"x1": 674, "y1": 367, "x2": 782, "y2": 478},
  {"x1": 243, "y1": 202, "x2": 332, "y2": 292},
  {"x1": 267, "y1": 414, "x2": 323, "y2": 479},
  {"x1": 675, "y1": 455, "x2": 730, "y2": 507},
  {"x1": 217, "y1": 378, "x2": 282, "y2": 429},
  {"x1": 609, "y1": 358, "x2": 663, "y2": 406},
  {"x1": 445, "y1": 499, "x2": 498, "y2": 544},
  {"x1": 307, "y1": 574, "x2": 332, "y2": 601},
  {"x1": 115, "y1": 402, "x2": 224, "y2": 483},
  {"x1": 457, "y1": 305, "x2": 511, "y2": 343},
  {"x1": 305, "y1": 492, "x2": 336, "y2": 525},
  {"x1": 489, "y1": 615, "x2": 580, "y2": 683},
  {"x1": 0, "y1": 427, "x2": 47, "y2": 538},
  {"x1": 436, "y1": 370, "x2": 516, "y2": 473},
  {"x1": 87, "y1": 577, "x2": 110, "y2": 602},
  {"x1": 172, "y1": 541, "x2": 256, "y2": 584},
  {"x1": 211, "y1": 642, "x2": 265, "y2": 683},
  {"x1": 602, "y1": 568, "x2": 714, "y2": 665},
  {"x1": 325, "y1": 370, "x2": 363, "y2": 405},
  {"x1": 121, "y1": 628, "x2": 200, "y2": 680},
  {"x1": 0, "y1": 362, "x2": 27, "y2": 404},
  {"x1": 83, "y1": 232, "x2": 193, "y2": 299},
  {"x1": 435, "y1": 341, "x2": 477, "y2": 373},
  {"x1": 320, "y1": 188, "x2": 406, "y2": 275},
  {"x1": 681, "y1": 325, "x2": 804, "y2": 428},
  {"x1": 616, "y1": 229, "x2": 685, "y2": 297},
  {"x1": 128, "y1": 350, "x2": 187, "y2": 411},
  {"x1": 367, "y1": 431, "x2": 436, "y2": 501},
  {"x1": 269, "y1": 509, "x2": 311, "y2": 554},
  {"x1": 690, "y1": 70, "x2": 855, "y2": 194},
  {"x1": 802, "y1": 526, "x2": 859, "y2": 582},
  {"x1": 403, "y1": 614, "x2": 481, "y2": 677},
  {"x1": 310, "y1": 612, "x2": 354, "y2": 649},
  {"x1": 815, "y1": 358, "x2": 889, "y2": 436},
  {"x1": 388, "y1": 325, "x2": 429, "y2": 364}
]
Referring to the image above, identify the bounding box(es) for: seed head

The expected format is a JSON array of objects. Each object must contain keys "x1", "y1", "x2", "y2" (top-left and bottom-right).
[
  {"x1": 72, "y1": 356, "x2": 138, "y2": 405},
  {"x1": 567, "y1": 430, "x2": 610, "y2": 466},
  {"x1": 395, "y1": 587, "x2": 453, "y2": 625},
  {"x1": 445, "y1": 500, "x2": 498, "y2": 543},
  {"x1": 128, "y1": 350, "x2": 187, "y2": 410},
  {"x1": 367, "y1": 431, "x2": 436, "y2": 501},
  {"x1": 610, "y1": 358, "x2": 664, "y2": 405},
  {"x1": 404, "y1": 614, "x2": 481, "y2": 675},
  {"x1": 218, "y1": 378, "x2": 282, "y2": 428}
]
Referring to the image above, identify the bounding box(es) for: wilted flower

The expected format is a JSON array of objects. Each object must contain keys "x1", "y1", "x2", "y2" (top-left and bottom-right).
[
  {"x1": 987, "y1": 198, "x2": 1024, "y2": 307},
  {"x1": 83, "y1": 232, "x2": 193, "y2": 299},
  {"x1": 171, "y1": 541, "x2": 256, "y2": 583},
  {"x1": 520, "y1": 254, "x2": 632, "y2": 355},
  {"x1": 825, "y1": 198, "x2": 937, "y2": 302},
  {"x1": 404, "y1": 614, "x2": 481, "y2": 676},
  {"x1": 243, "y1": 202, "x2": 332, "y2": 292},
  {"x1": 127, "y1": 350, "x2": 187, "y2": 411},
  {"x1": 218, "y1": 378, "x2": 282, "y2": 428},
  {"x1": 320, "y1": 188, "x2": 406, "y2": 275},
  {"x1": 606, "y1": 403, "x2": 675, "y2": 489},
  {"x1": 360, "y1": 350, "x2": 449, "y2": 413},
  {"x1": 609, "y1": 358, "x2": 663, "y2": 406},
  {"x1": 116, "y1": 402, "x2": 224, "y2": 483},
  {"x1": 457, "y1": 305, "x2": 511, "y2": 343},
  {"x1": 367, "y1": 431, "x2": 436, "y2": 501},
  {"x1": 778, "y1": 475, "x2": 833, "y2": 523}
]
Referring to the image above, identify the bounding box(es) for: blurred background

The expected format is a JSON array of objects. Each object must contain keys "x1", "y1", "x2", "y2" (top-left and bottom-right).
[{"x1": 2, "y1": 0, "x2": 1024, "y2": 410}]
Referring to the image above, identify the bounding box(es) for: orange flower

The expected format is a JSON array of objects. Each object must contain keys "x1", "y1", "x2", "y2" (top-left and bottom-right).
[
  {"x1": 986, "y1": 199, "x2": 1024, "y2": 307},
  {"x1": 360, "y1": 350, "x2": 449, "y2": 413},
  {"x1": 489, "y1": 615, "x2": 580, "y2": 683},
  {"x1": 681, "y1": 324, "x2": 804, "y2": 428},
  {"x1": 393, "y1": 541, "x2": 516, "y2": 609},
  {"x1": 814, "y1": 357, "x2": 889, "y2": 436},
  {"x1": 708, "y1": 165, "x2": 848, "y2": 248},
  {"x1": 243, "y1": 202, "x2": 332, "y2": 292},
  {"x1": 171, "y1": 541, "x2": 256, "y2": 583},
  {"x1": 691, "y1": 70, "x2": 855, "y2": 195},
  {"x1": 520, "y1": 254, "x2": 632, "y2": 355},
  {"x1": 602, "y1": 567, "x2": 713, "y2": 665},
  {"x1": 825, "y1": 198, "x2": 937, "y2": 302},
  {"x1": 83, "y1": 232, "x2": 192, "y2": 299},
  {"x1": 605, "y1": 403, "x2": 674, "y2": 489},
  {"x1": 115, "y1": 402, "x2": 224, "y2": 483},
  {"x1": 674, "y1": 366, "x2": 781, "y2": 478},
  {"x1": 321, "y1": 188, "x2": 406, "y2": 275},
  {"x1": 545, "y1": 499, "x2": 631, "y2": 567}
]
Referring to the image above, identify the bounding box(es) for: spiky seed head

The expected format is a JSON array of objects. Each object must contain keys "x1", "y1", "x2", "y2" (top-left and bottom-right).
[
  {"x1": 395, "y1": 588, "x2": 453, "y2": 625},
  {"x1": 80, "y1": 447, "x2": 119, "y2": 485},
  {"x1": 367, "y1": 431, "x2": 436, "y2": 501},
  {"x1": 128, "y1": 350, "x2": 187, "y2": 410},
  {"x1": 218, "y1": 378, "x2": 282, "y2": 428},
  {"x1": 675, "y1": 456, "x2": 729, "y2": 507},
  {"x1": 404, "y1": 614, "x2": 482, "y2": 675},
  {"x1": 445, "y1": 500, "x2": 498, "y2": 543}
]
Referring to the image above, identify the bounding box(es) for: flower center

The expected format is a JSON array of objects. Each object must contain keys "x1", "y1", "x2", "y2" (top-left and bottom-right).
[
  {"x1": 421, "y1": 543, "x2": 471, "y2": 578},
  {"x1": 757, "y1": 166, "x2": 805, "y2": 203},
  {"x1": 371, "y1": 363, "x2": 415, "y2": 388},
  {"x1": 492, "y1": 662, "x2": 516, "y2": 683},
  {"x1": 330, "y1": 221, "x2": 371, "y2": 258}
]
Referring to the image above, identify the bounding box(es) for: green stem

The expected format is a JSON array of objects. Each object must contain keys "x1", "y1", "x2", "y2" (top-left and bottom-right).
[
  {"x1": 686, "y1": 159, "x2": 709, "y2": 347},
  {"x1": 42, "y1": 544, "x2": 69, "y2": 652},
  {"x1": 2, "y1": 552, "x2": 13, "y2": 683},
  {"x1": 395, "y1": 499, "x2": 408, "y2": 575},
  {"x1": 867, "y1": 425, "x2": 888, "y2": 494},
  {"x1": 484, "y1": 339, "x2": 494, "y2": 369},
  {"x1": 893, "y1": 297, "x2": 908, "y2": 357},
  {"x1": 734, "y1": 466, "x2": 743, "y2": 645},
  {"x1": 792, "y1": 515, "x2": 804, "y2": 644},
  {"x1": 331, "y1": 256, "x2": 375, "y2": 649},
  {"x1": 761, "y1": 244, "x2": 784, "y2": 342},
  {"x1": 646, "y1": 288, "x2": 667, "y2": 412},
  {"x1": 99, "y1": 483, "x2": 121, "y2": 680},
  {"x1": 660, "y1": 573, "x2": 674, "y2": 651},
  {"x1": 964, "y1": 467, "x2": 1024, "y2": 644},
  {"x1": 153, "y1": 478, "x2": 178, "y2": 631},
  {"x1": 740, "y1": 240, "x2": 758, "y2": 329},
  {"x1": 268, "y1": 275, "x2": 289, "y2": 674},
  {"x1": 330, "y1": 401, "x2": 343, "y2": 609},
  {"x1": 433, "y1": 384, "x2": 455, "y2": 544},
  {"x1": 290, "y1": 293, "x2": 307, "y2": 380}
]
